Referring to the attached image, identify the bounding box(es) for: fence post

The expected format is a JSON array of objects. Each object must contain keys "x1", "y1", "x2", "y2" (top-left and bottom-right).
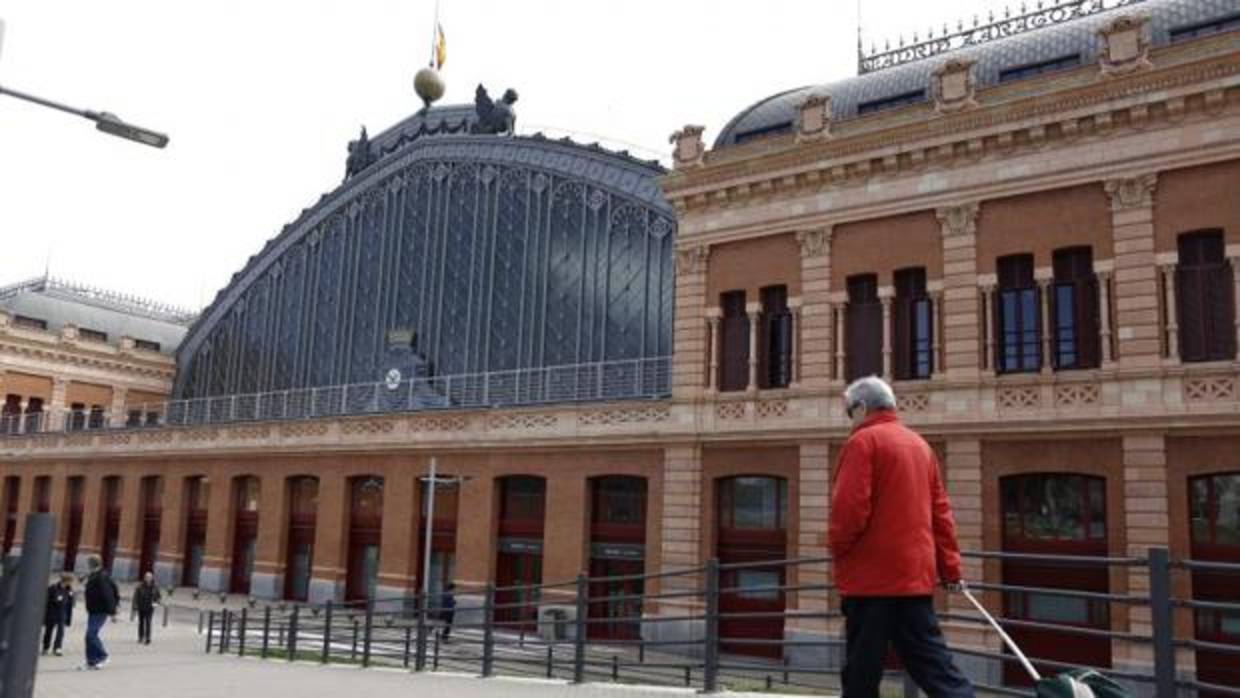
[
  {"x1": 163, "y1": 603, "x2": 169, "y2": 628},
  {"x1": 415, "y1": 592, "x2": 428, "y2": 671},
  {"x1": 403, "y1": 623, "x2": 413, "y2": 668},
  {"x1": 1148, "y1": 547, "x2": 1177, "y2": 698},
  {"x1": 239, "y1": 607, "x2": 248, "y2": 657},
  {"x1": 198, "y1": 610, "x2": 204, "y2": 635},
  {"x1": 703, "y1": 558, "x2": 720, "y2": 694},
  {"x1": 573, "y1": 573, "x2": 588, "y2": 683},
  {"x1": 351, "y1": 616, "x2": 359, "y2": 660},
  {"x1": 261, "y1": 606, "x2": 271, "y2": 659},
  {"x1": 362, "y1": 600, "x2": 374, "y2": 668},
  {"x1": 288, "y1": 605, "x2": 300, "y2": 661},
  {"x1": 220, "y1": 610, "x2": 230, "y2": 654},
  {"x1": 206, "y1": 610, "x2": 215, "y2": 653},
  {"x1": 322, "y1": 601, "x2": 333, "y2": 664},
  {"x1": 481, "y1": 584, "x2": 495, "y2": 678}
]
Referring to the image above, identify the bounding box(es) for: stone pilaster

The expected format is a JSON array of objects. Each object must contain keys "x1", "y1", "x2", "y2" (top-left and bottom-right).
[
  {"x1": 879, "y1": 287, "x2": 894, "y2": 380},
  {"x1": 788, "y1": 441, "x2": 833, "y2": 667},
  {"x1": 1095, "y1": 262, "x2": 1116, "y2": 367},
  {"x1": 672, "y1": 245, "x2": 710, "y2": 399},
  {"x1": 75, "y1": 475, "x2": 103, "y2": 570},
  {"x1": 788, "y1": 297, "x2": 803, "y2": 388},
  {"x1": 979, "y1": 280, "x2": 997, "y2": 375},
  {"x1": 1120, "y1": 434, "x2": 1171, "y2": 674},
  {"x1": 48, "y1": 378, "x2": 68, "y2": 431},
  {"x1": 1105, "y1": 173, "x2": 1162, "y2": 368},
  {"x1": 944, "y1": 439, "x2": 983, "y2": 612},
  {"x1": 705, "y1": 310, "x2": 720, "y2": 394},
  {"x1": 309, "y1": 473, "x2": 347, "y2": 603},
  {"x1": 832, "y1": 292, "x2": 848, "y2": 383},
  {"x1": 155, "y1": 476, "x2": 186, "y2": 589},
  {"x1": 1159, "y1": 259, "x2": 1179, "y2": 362},
  {"x1": 746, "y1": 302, "x2": 762, "y2": 392},
  {"x1": 797, "y1": 228, "x2": 833, "y2": 389},
  {"x1": 659, "y1": 445, "x2": 702, "y2": 595},
  {"x1": 377, "y1": 466, "x2": 416, "y2": 601},
  {"x1": 108, "y1": 387, "x2": 129, "y2": 428},
  {"x1": 936, "y1": 203, "x2": 982, "y2": 380},
  {"x1": 112, "y1": 475, "x2": 142, "y2": 582},
  {"x1": 1036, "y1": 268, "x2": 1054, "y2": 373},
  {"x1": 200, "y1": 471, "x2": 232, "y2": 593}
]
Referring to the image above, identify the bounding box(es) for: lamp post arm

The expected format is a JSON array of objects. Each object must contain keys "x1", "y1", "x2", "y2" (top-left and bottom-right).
[{"x1": 0, "y1": 83, "x2": 92, "y2": 120}]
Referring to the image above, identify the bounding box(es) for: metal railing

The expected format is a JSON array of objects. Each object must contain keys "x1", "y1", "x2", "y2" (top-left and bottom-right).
[
  {"x1": 0, "y1": 356, "x2": 671, "y2": 438},
  {"x1": 200, "y1": 547, "x2": 1240, "y2": 696},
  {"x1": 0, "y1": 514, "x2": 55, "y2": 698}
]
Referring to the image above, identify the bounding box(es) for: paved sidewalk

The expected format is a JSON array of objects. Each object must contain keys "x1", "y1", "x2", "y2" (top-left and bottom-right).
[{"x1": 33, "y1": 617, "x2": 781, "y2": 698}]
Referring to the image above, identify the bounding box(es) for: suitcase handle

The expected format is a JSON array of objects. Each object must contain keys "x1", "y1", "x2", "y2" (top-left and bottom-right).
[{"x1": 959, "y1": 586, "x2": 1042, "y2": 682}]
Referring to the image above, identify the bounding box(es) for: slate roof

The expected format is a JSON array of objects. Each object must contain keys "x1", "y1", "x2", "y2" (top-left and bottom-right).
[{"x1": 715, "y1": 0, "x2": 1240, "y2": 147}]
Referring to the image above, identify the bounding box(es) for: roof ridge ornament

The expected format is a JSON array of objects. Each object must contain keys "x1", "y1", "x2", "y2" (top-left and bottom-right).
[
  {"x1": 669, "y1": 125, "x2": 706, "y2": 170},
  {"x1": 858, "y1": 0, "x2": 1149, "y2": 74}
]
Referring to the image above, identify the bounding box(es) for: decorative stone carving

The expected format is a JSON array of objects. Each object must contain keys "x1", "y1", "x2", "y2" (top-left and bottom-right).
[
  {"x1": 1097, "y1": 13, "x2": 1152, "y2": 77},
  {"x1": 715, "y1": 401, "x2": 747, "y2": 421},
  {"x1": 935, "y1": 202, "x2": 979, "y2": 238},
  {"x1": 578, "y1": 406, "x2": 671, "y2": 427},
  {"x1": 795, "y1": 93, "x2": 831, "y2": 143},
  {"x1": 997, "y1": 386, "x2": 1042, "y2": 410},
  {"x1": 899, "y1": 393, "x2": 931, "y2": 413},
  {"x1": 796, "y1": 228, "x2": 832, "y2": 257},
  {"x1": 1055, "y1": 383, "x2": 1101, "y2": 408},
  {"x1": 669, "y1": 125, "x2": 706, "y2": 169},
  {"x1": 487, "y1": 413, "x2": 557, "y2": 430},
  {"x1": 932, "y1": 58, "x2": 978, "y2": 113},
  {"x1": 60, "y1": 324, "x2": 79, "y2": 342},
  {"x1": 674, "y1": 245, "x2": 710, "y2": 276},
  {"x1": 408, "y1": 415, "x2": 469, "y2": 432},
  {"x1": 754, "y1": 399, "x2": 788, "y2": 419},
  {"x1": 1104, "y1": 173, "x2": 1157, "y2": 210},
  {"x1": 1184, "y1": 377, "x2": 1236, "y2": 403}
]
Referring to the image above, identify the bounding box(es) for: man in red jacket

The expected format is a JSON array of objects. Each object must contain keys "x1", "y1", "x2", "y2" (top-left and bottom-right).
[{"x1": 830, "y1": 376, "x2": 974, "y2": 698}]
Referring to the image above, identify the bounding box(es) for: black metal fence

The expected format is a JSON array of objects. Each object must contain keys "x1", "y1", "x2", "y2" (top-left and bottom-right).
[
  {"x1": 0, "y1": 514, "x2": 55, "y2": 698},
  {"x1": 201, "y1": 548, "x2": 1240, "y2": 697}
]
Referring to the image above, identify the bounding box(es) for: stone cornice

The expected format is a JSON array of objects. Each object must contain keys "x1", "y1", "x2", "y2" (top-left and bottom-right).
[
  {"x1": 663, "y1": 52, "x2": 1239, "y2": 217},
  {"x1": 0, "y1": 337, "x2": 175, "y2": 382}
]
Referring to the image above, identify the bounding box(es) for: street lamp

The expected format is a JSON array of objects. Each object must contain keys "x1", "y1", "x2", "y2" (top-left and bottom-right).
[
  {"x1": 0, "y1": 84, "x2": 169, "y2": 148},
  {"x1": 0, "y1": 19, "x2": 168, "y2": 148},
  {"x1": 420, "y1": 457, "x2": 470, "y2": 601}
]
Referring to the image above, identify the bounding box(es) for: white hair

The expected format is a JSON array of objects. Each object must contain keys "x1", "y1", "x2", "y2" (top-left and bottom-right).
[{"x1": 844, "y1": 376, "x2": 897, "y2": 411}]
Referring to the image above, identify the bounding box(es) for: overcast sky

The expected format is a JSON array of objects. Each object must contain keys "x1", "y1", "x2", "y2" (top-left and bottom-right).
[{"x1": 1, "y1": 0, "x2": 1018, "y2": 310}]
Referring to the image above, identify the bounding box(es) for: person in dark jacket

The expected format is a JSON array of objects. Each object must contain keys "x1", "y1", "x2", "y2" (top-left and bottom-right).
[
  {"x1": 830, "y1": 376, "x2": 974, "y2": 698},
  {"x1": 81, "y1": 555, "x2": 119, "y2": 670},
  {"x1": 439, "y1": 583, "x2": 456, "y2": 642},
  {"x1": 132, "y1": 572, "x2": 161, "y2": 645},
  {"x1": 42, "y1": 574, "x2": 76, "y2": 655}
]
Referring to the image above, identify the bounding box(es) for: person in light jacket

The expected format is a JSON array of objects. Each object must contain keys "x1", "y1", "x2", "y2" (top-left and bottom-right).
[{"x1": 829, "y1": 376, "x2": 974, "y2": 698}]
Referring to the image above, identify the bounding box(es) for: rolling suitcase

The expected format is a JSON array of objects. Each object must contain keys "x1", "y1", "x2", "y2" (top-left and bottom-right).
[{"x1": 959, "y1": 587, "x2": 1130, "y2": 698}]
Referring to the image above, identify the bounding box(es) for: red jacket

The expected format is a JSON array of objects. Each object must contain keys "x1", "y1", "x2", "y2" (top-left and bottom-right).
[{"x1": 829, "y1": 411, "x2": 962, "y2": 596}]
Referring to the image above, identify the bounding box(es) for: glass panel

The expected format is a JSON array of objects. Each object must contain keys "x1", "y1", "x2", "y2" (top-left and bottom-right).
[
  {"x1": 1020, "y1": 475, "x2": 1086, "y2": 540},
  {"x1": 236, "y1": 478, "x2": 260, "y2": 512},
  {"x1": 186, "y1": 544, "x2": 204, "y2": 587},
  {"x1": 1191, "y1": 477, "x2": 1212, "y2": 544},
  {"x1": 362, "y1": 545, "x2": 380, "y2": 600},
  {"x1": 1056, "y1": 284, "x2": 1077, "y2": 367},
  {"x1": 1002, "y1": 479, "x2": 1022, "y2": 539},
  {"x1": 289, "y1": 545, "x2": 312, "y2": 600},
  {"x1": 1088, "y1": 478, "x2": 1106, "y2": 540},
  {"x1": 1025, "y1": 593, "x2": 1090, "y2": 624},
  {"x1": 726, "y1": 477, "x2": 786, "y2": 530},
  {"x1": 1215, "y1": 475, "x2": 1240, "y2": 545},
  {"x1": 1222, "y1": 612, "x2": 1240, "y2": 637},
  {"x1": 735, "y1": 569, "x2": 781, "y2": 601},
  {"x1": 914, "y1": 300, "x2": 932, "y2": 378},
  {"x1": 1020, "y1": 290, "x2": 1039, "y2": 371},
  {"x1": 290, "y1": 478, "x2": 319, "y2": 517},
  {"x1": 352, "y1": 478, "x2": 384, "y2": 519}
]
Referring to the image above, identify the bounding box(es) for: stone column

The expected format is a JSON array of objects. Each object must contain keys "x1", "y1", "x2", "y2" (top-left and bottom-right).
[
  {"x1": 1160, "y1": 261, "x2": 1179, "y2": 362},
  {"x1": 705, "y1": 310, "x2": 721, "y2": 394},
  {"x1": 789, "y1": 442, "x2": 832, "y2": 667},
  {"x1": 879, "y1": 287, "x2": 894, "y2": 380},
  {"x1": 309, "y1": 473, "x2": 347, "y2": 603},
  {"x1": 48, "y1": 378, "x2": 68, "y2": 431},
  {"x1": 75, "y1": 475, "x2": 103, "y2": 572},
  {"x1": 980, "y1": 282, "x2": 996, "y2": 374},
  {"x1": 1105, "y1": 173, "x2": 1162, "y2": 369},
  {"x1": 251, "y1": 473, "x2": 287, "y2": 600},
  {"x1": 112, "y1": 475, "x2": 143, "y2": 582},
  {"x1": 1120, "y1": 434, "x2": 1174, "y2": 676},
  {"x1": 746, "y1": 302, "x2": 761, "y2": 392},
  {"x1": 788, "y1": 298, "x2": 803, "y2": 388},
  {"x1": 455, "y1": 474, "x2": 496, "y2": 586},
  {"x1": 200, "y1": 470, "x2": 232, "y2": 593},
  {"x1": 1036, "y1": 269, "x2": 1054, "y2": 374},
  {"x1": 937, "y1": 203, "x2": 983, "y2": 381},
  {"x1": 1095, "y1": 263, "x2": 1115, "y2": 366},
  {"x1": 671, "y1": 245, "x2": 710, "y2": 399},
  {"x1": 543, "y1": 471, "x2": 589, "y2": 604},
  {"x1": 155, "y1": 476, "x2": 185, "y2": 589},
  {"x1": 657, "y1": 445, "x2": 703, "y2": 646},
  {"x1": 796, "y1": 227, "x2": 834, "y2": 389},
  {"x1": 377, "y1": 465, "x2": 417, "y2": 601},
  {"x1": 47, "y1": 474, "x2": 68, "y2": 570},
  {"x1": 108, "y1": 387, "x2": 129, "y2": 428},
  {"x1": 832, "y1": 292, "x2": 848, "y2": 382}
]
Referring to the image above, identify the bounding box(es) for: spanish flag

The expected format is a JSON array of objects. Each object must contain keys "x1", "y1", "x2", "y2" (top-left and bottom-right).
[{"x1": 434, "y1": 23, "x2": 447, "y2": 69}]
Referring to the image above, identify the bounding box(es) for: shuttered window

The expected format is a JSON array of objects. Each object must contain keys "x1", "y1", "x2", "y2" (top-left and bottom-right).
[
  {"x1": 1052, "y1": 247, "x2": 1100, "y2": 370},
  {"x1": 718, "y1": 291, "x2": 749, "y2": 392},
  {"x1": 846, "y1": 274, "x2": 882, "y2": 381},
  {"x1": 997, "y1": 254, "x2": 1041, "y2": 373},
  {"x1": 758, "y1": 285, "x2": 792, "y2": 389},
  {"x1": 1177, "y1": 231, "x2": 1236, "y2": 362},
  {"x1": 894, "y1": 268, "x2": 932, "y2": 380}
]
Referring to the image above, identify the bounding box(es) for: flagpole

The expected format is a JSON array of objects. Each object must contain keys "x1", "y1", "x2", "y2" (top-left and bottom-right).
[{"x1": 429, "y1": 0, "x2": 441, "y2": 67}]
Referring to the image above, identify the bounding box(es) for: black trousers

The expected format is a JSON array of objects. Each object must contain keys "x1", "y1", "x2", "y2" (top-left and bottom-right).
[
  {"x1": 42, "y1": 620, "x2": 65, "y2": 652},
  {"x1": 137, "y1": 610, "x2": 154, "y2": 643},
  {"x1": 440, "y1": 610, "x2": 454, "y2": 639},
  {"x1": 842, "y1": 596, "x2": 974, "y2": 698}
]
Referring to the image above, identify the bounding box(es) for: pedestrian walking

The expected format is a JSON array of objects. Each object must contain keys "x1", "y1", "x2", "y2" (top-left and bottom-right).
[
  {"x1": 439, "y1": 583, "x2": 456, "y2": 642},
  {"x1": 132, "y1": 571, "x2": 161, "y2": 645},
  {"x1": 829, "y1": 376, "x2": 974, "y2": 698},
  {"x1": 80, "y1": 555, "x2": 119, "y2": 670},
  {"x1": 42, "y1": 574, "x2": 76, "y2": 656}
]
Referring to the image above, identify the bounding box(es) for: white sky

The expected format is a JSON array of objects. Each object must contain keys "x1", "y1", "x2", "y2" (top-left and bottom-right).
[{"x1": 1, "y1": 0, "x2": 1016, "y2": 310}]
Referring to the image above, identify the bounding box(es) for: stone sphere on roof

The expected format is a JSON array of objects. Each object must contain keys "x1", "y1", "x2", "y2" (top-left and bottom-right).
[{"x1": 414, "y1": 67, "x2": 446, "y2": 108}]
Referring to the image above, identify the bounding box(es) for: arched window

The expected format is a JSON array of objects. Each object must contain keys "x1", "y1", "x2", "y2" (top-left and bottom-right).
[
  {"x1": 716, "y1": 475, "x2": 788, "y2": 659},
  {"x1": 284, "y1": 476, "x2": 319, "y2": 601},
  {"x1": 346, "y1": 476, "x2": 384, "y2": 601},
  {"x1": 230, "y1": 476, "x2": 261, "y2": 594},
  {"x1": 1188, "y1": 472, "x2": 1240, "y2": 693}
]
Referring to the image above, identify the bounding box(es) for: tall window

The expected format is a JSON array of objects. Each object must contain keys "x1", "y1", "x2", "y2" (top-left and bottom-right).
[
  {"x1": 1177, "y1": 231, "x2": 1236, "y2": 363},
  {"x1": 1051, "y1": 247, "x2": 1100, "y2": 370},
  {"x1": 718, "y1": 291, "x2": 749, "y2": 392},
  {"x1": 846, "y1": 274, "x2": 882, "y2": 381},
  {"x1": 68, "y1": 403, "x2": 86, "y2": 432},
  {"x1": 718, "y1": 476, "x2": 788, "y2": 531},
  {"x1": 894, "y1": 268, "x2": 933, "y2": 380},
  {"x1": 759, "y1": 285, "x2": 792, "y2": 389},
  {"x1": 1, "y1": 396, "x2": 20, "y2": 434},
  {"x1": 997, "y1": 254, "x2": 1041, "y2": 373},
  {"x1": 22, "y1": 398, "x2": 44, "y2": 434}
]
